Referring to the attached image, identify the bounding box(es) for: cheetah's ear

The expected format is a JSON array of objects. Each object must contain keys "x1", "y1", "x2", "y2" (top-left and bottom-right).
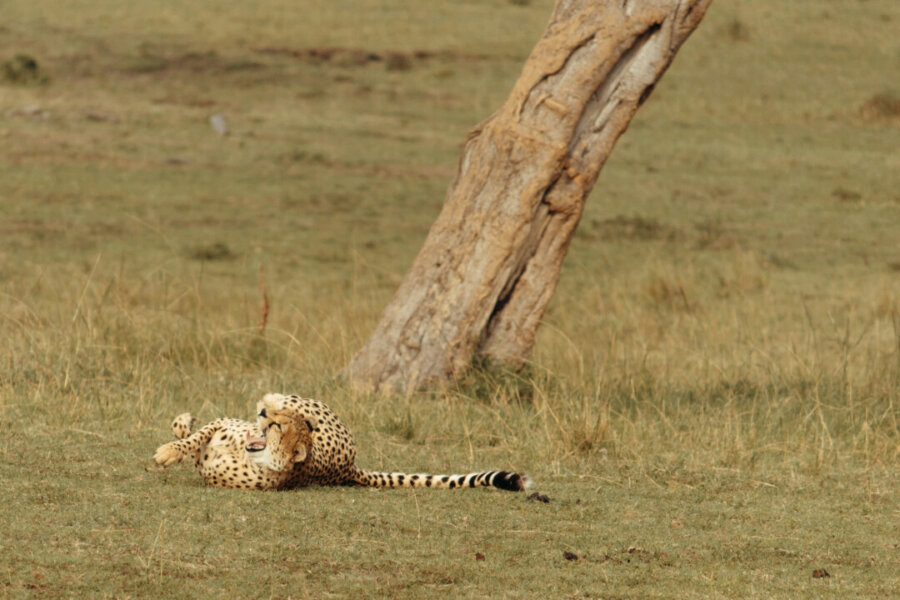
[
  {"x1": 293, "y1": 443, "x2": 308, "y2": 464},
  {"x1": 304, "y1": 416, "x2": 318, "y2": 432}
]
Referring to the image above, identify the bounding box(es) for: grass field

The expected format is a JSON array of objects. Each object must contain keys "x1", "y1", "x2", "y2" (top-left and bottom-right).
[{"x1": 1, "y1": 0, "x2": 899, "y2": 597}]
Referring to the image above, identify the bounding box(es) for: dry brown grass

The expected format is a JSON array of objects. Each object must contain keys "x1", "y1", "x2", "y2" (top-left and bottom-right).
[{"x1": 1, "y1": 0, "x2": 898, "y2": 597}]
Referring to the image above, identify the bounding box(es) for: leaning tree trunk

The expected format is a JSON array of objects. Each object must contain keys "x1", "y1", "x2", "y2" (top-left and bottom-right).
[{"x1": 347, "y1": 0, "x2": 713, "y2": 393}]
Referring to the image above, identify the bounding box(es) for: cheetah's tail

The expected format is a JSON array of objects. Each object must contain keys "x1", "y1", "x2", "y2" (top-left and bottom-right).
[{"x1": 350, "y1": 467, "x2": 531, "y2": 492}]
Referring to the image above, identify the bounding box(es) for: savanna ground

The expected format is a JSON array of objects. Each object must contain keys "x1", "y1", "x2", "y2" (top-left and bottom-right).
[{"x1": 1, "y1": 0, "x2": 898, "y2": 597}]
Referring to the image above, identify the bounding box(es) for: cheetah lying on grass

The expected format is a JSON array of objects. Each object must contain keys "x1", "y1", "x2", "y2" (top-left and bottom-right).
[{"x1": 154, "y1": 393, "x2": 529, "y2": 492}]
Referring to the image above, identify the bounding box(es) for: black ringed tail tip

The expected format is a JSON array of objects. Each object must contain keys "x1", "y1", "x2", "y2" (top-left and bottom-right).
[{"x1": 490, "y1": 471, "x2": 526, "y2": 492}]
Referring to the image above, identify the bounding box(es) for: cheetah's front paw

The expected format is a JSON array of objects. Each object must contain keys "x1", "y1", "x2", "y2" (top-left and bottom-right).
[{"x1": 154, "y1": 442, "x2": 184, "y2": 467}]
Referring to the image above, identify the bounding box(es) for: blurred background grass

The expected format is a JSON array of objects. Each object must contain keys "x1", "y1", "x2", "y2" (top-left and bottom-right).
[{"x1": 1, "y1": 0, "x2": 898, "y2": 597}]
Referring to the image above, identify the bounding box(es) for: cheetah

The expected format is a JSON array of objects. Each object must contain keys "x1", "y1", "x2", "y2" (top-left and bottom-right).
[{"x1": 154, "y1": 393, "x2": 529, "y2": 492}]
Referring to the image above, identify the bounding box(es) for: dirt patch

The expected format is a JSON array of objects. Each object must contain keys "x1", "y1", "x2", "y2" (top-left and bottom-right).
[
  {"x1": 561, "y1": 547, "x2": 675, "y2": 566},
  {"x1": 252, "y1": 46, "x2": 484, "y2": 69},
  {"x1": 832, "y1": 187, "x2": 862, "y2": 204},
  {"x1": 859, "y1": 92, "x2": 900, "y2": 123},
  {"x1": 152, "y1": 96, "x2": 217, "y2": 108},
  {"x1": 693, "y1": 220, "x2": 739, "y2": 251},
  {"x1": 2, "y1": 54, "x2": 48, "y2": 84},
  {"x1": 189, "y1": 242, "x2": 237, "y2": 261},
  {"x1": 123, "y1": 49, "x2": 263, "y2": 75},
  {"x1": 1, "y1": 218, "x2": 125, "y2": 239},
  {"x1": 720, "y1": 18, "x2": 751, "y2": 42},
  {"x1": 588, "y1": 215, "x2": 684, "y2": 242}
]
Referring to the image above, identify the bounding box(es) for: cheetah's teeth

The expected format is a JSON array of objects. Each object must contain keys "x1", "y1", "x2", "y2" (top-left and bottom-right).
[{"x1": 245, "y1": 434, "x2": 266, "y2": 451}]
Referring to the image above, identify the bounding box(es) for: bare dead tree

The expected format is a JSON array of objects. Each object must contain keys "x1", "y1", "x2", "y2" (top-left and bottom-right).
[{"x1": 347, "y1": 0, "x2": 714, "y2": 392}]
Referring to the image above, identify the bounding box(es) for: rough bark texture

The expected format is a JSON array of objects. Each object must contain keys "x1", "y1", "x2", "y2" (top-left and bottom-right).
[{"x1": 347, "y1": 0, "x2": 713, "y2": 393}]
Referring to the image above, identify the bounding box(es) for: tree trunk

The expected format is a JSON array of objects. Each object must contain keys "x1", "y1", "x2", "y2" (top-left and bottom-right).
[{"x1": 347, "y1": 0, "x2": 713, "y2": 393}]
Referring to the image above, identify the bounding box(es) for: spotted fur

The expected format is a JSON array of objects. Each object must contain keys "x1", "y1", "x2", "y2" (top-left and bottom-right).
[
  {"x1": 154, "y1": 393, "x2": 529, "y2": 492},
  {"x1": 153, "y1": 397, "x2": 315, "y2": 490}
]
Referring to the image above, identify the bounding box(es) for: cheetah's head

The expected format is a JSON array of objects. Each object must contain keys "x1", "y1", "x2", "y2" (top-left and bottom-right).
[{"x1": 245, "y1": 402, "x2": 313, "y2": 472}]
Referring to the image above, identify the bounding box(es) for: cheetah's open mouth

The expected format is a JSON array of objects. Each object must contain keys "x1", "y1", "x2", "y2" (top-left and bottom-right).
[{"x1": 245, "y1": 431, "x2": 266, "y2": 452}]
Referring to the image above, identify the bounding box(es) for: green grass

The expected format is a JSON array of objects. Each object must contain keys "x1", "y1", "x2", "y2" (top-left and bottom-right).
[{"x1": 1, "y1": 0, "x2": 899, "y2": 597}]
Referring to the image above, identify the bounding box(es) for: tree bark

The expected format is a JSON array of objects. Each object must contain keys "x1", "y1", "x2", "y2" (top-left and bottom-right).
[{"x1": 347, "y1": 0, "x2": 713, "y2": 393}]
